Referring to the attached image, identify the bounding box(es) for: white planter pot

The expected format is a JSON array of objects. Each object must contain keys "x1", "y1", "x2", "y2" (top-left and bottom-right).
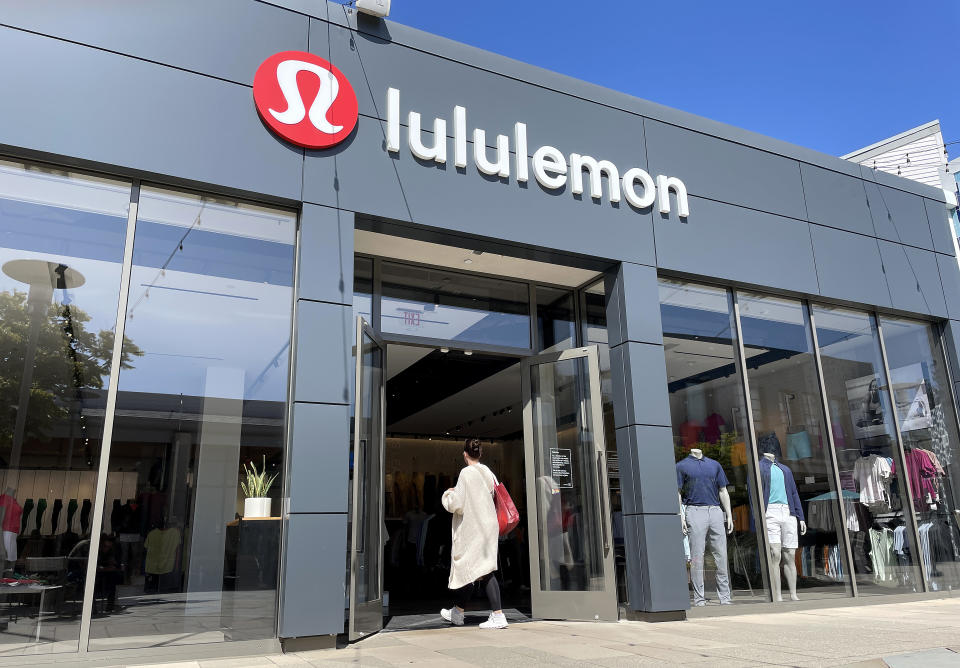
[{"x1": 244, "y1": 497, "x2": 272, "y2": 519}]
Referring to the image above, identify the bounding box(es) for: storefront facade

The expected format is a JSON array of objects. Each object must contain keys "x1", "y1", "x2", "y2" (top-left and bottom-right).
[{"x1": 0, "y1": 0, "x2": 958, "y2": 660}]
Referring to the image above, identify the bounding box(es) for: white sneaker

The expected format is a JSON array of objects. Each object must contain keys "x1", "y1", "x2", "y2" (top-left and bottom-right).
[
  {"x1": 440, "y1": 607, "x2": 464, "y2": 626},
  {"x1": 479, "y1": 612, "x2": 508, "y2": 629}
]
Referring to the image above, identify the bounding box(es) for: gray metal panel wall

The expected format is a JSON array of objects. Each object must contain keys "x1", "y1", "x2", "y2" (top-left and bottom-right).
[
  {"x1": 654, "y1": 196, "x2": 819, "y2": 296},
  {"x1": 0, "y1": 26, "x2": 304, "y2": 201},
  {"x1": 605, "y1": 263, "x2": 689, "y2": 612},
  {"x1": 0, "y1": 0, "x2": 309, "y2": 84},
  {"x1": 279, "y1": 210, "x2": 356, "y2": 638}
]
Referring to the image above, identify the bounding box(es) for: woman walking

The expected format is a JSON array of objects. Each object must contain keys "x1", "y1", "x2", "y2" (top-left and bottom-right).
[{"x1": 440, "y1": 438, "x2": 508, "y2": 629}]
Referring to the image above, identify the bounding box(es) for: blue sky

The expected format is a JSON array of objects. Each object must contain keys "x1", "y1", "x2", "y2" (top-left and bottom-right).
[{"x1": 385, "y1": 0, "x2": 959, "y2": 158}]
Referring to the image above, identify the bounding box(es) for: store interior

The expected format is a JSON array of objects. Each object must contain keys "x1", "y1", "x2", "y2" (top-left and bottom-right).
[{"x1": 381, "y1": 343, "x2": 530, "y2": 626}]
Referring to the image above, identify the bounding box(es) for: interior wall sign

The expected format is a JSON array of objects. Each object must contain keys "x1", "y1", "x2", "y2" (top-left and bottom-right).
[
  {"x1": 253, "y1": 51, "x2": 358, "y2": 149},
  {"x1": 385, "y1": 88, "x2": 690, "y2": 217}
]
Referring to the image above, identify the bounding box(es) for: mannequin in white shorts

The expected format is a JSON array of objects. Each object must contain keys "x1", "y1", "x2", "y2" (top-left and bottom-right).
[{"x1": 762, "y1": 452, "x2": 806, "y2": 601}]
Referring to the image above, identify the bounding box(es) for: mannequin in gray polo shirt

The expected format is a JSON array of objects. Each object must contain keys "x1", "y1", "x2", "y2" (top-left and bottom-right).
[{"x1": 678, "y1": 448, "x2": 733, "y2": 606}]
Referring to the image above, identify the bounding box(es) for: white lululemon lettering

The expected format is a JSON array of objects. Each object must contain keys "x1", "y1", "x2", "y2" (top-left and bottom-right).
[
  {"x1": 570, "y1": 154, "x2": 621, "y2": 203},
  {"x1": 408, "y1": 111, "x2": 447, "y2": 164},
  {"x1": 622, "y1": 167, "x2": 656, "y2": 209},
  {"x1": 383, "y1": 87, "x2": 689, "y2": 218},
  {"x1": 657, "y1": 175, "x2": 690, "y2": 217}
]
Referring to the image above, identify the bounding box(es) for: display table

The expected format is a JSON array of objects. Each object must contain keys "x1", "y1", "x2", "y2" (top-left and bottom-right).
[
  {"x1": 0, "y1": 584, "x2": 62, "y2": 642},
  {"x1": 221, "y1": 517, "x2": 281, "y2": 640}
]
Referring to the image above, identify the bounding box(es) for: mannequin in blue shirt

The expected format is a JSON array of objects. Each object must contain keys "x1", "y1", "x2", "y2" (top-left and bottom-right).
[{"x1": 761, "y1": 451, "x2": 807, "y2": 601}]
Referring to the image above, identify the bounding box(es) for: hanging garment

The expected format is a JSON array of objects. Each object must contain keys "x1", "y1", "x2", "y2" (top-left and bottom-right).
[
  {"x1": 679, "y1": 421, "x2": 703, "y2": 448},
  {"x1": 50, "y1": 499, "x2": 63, "y2": 535},
  {"x1": 80, "y1": 499, "x2": 92, "y2": 535},
  {"x1": 20, "y1": 499, "x2": 34, "y2": 535},
  {"x1": 66, "y1": 499, "x2": 78, "y2": 533},
  {"x1": 34, "y1": 498, "x2": 46, "y2": 535},
  {"x1": 869, "y1": 528, "x2": 895, "y2": 583},
  {"x1": 786, "y1": 429, "x2": 812, "y2": 461},
  {"x1": 894, "y1": 450, "x2": 939, "y2": 510},
  {"x1": 0, "y1": 494, "x2": 22, "y2": 535},
  {"x1": 854, "y1": 455, "x2": 892, "y2": 507},
  {"x1": 144, "y1": 527, "x2": 181, "y2": 575},
  {"x1": 704, "y1": 413, "x2": 726, "y2": 444}
]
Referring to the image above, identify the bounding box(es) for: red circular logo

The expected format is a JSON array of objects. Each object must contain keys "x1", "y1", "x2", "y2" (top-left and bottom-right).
[{"x1": 253, "y1": 51, "x2": 358, "y2": 149}]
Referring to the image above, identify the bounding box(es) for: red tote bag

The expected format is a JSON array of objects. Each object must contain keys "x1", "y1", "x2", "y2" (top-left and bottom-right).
[{"x1": 493, "y1": 479, "x2": 520, "y2": 536}]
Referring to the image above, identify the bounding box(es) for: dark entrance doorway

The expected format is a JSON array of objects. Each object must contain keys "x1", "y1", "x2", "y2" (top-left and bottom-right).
[{"x1": 381, "y1": 344, "x2": 531, "y2": 629}]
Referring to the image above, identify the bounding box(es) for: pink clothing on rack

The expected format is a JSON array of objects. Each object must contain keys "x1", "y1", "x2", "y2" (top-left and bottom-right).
[{"x1": 892, "y1": 449, "x2": 938, "y2": 510}]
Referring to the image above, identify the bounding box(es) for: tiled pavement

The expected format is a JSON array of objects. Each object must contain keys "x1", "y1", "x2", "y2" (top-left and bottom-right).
[{"x1": 120, "y1": 598, "x2": 960, "y2": 667}]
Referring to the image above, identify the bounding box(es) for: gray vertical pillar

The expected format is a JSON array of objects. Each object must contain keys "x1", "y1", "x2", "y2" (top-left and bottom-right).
[
  {"x1": 187, "y1": 367, "x2": 245, "y2": 613},
  {"x1": 605, "y1": 262, "x2": 689, "y2": 614},
  {"x1": 279, "y1": 204, "x2": 354, "y2": 642},
  {"x1": 942, "y1": 320, "x2": 960, "y2": 405}
]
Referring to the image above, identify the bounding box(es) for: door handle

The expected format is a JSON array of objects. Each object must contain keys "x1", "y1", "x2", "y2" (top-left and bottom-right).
[{"x1": 597, "y1": 450, "x2": 610, "y2": 554}]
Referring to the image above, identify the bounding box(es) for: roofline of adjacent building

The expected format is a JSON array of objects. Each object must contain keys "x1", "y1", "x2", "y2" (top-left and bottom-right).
[{"x1": 841, "y1": 120, "x2": 942, "y2": 162}]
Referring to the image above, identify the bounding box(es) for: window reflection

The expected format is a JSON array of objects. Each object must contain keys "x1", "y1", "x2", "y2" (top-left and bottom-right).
[
  {"x1": 660, "y1": 280, "x2": 768, "y2": 606},
  {"x1": 88, "y1": 187, "x2": 295, "y2": 650},
  {"x1": 880, "y1": 317, "x2": 960, "y2": 590},
  {"x1": 0, "y1": 160, "x2": 131, "y2": 653},
  {"x1": 537, "y1": 287, "x2": 575, "y2": 353},
  {"x1": 813, "y1": 306, "x2": 922, "y2": 594},
  {"x1": 380, "y1": 262, "x2": 529, "y2": 348},
  {"x1": 738, "y1": 293, "x2": 852, "y2": 601}
]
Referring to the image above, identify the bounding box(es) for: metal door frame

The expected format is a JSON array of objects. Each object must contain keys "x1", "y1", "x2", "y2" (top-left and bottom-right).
[
  {"x1": 348, "y1": 316, "x2": 386, "y2": 641},
  {"x1": 521, "y1": 345, "x2": 618, "y2": 621}
]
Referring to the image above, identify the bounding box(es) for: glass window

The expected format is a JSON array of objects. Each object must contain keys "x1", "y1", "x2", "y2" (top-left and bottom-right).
[
  {"x1": 660, "y1": 279, "x2": 768, "y2": 606},
  {"x1": 738, "y1": 292, "x2": 852, "y2": 601},
  {"x1": 380, "y1": 262, "x2": 530, "y2": 348},
  {"x1": 813, "y1": 306, "x2": 922, "y2": 594},
  {"x1": 880, "y1": 316, "x2": 960, "y2": 590},
  {"x1": 354, "y1": 256, "x2": 372, "y2": 325},
  {"x1": 88, "y1": 187, "x2": 296, "y2": 650},
  {"x1": 536, "y1": 286, "x2": 575, "y2": 353},
  {"x1": 0, "y1": 160, "x2": 131, "y2": 654}
]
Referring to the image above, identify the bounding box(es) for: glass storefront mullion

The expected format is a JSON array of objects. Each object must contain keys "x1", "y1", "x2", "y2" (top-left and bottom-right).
[
  {"x1": 805, "y1": 303, "x2": 861, "y2": 598},
  {"x1": 730, "y1": 290, "x2": 775, "y2": 602},
  {"x1": 76, "y1": 182, "x2": 141, "y2": 653},
  {"x1": 875, "y1": 316, "x2": 930, "y2": 591}
]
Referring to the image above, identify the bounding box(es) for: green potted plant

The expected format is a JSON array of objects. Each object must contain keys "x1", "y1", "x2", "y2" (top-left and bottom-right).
[{"x1": 240, "y1": 455, "x2": 278, "y2": 518}]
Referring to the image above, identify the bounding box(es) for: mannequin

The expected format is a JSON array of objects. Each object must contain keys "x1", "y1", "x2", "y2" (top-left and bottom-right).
[
  {"x1": 0, "y1": 487, "x2": 22, "y2": 571},
  {"x1": 759, "y1": 451, "x2": 807, "y2": 602},
  {"x1": 677, "y1": 448, "x2": 734, "y2": 606}
]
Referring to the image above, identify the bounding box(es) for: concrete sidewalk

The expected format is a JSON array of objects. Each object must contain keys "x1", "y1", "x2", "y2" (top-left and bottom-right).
[{"x1": 124, "y1": 598, "x2": 960, "y2": 668}]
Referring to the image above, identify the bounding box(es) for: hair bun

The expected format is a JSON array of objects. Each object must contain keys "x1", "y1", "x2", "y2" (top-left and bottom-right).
[{"x1": 464, "y1": 438, "x2": 482, "y2": 459}]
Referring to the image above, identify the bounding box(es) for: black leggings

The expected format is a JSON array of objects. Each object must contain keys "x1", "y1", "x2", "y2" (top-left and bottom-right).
[{"x1": 454, "y1": 571, "x2": 502, "y2": 611}]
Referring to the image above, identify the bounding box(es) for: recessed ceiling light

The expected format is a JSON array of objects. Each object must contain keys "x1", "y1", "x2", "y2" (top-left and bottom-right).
[
  {"x1": 464, "y1": 258, "x2": 473, "y2": 264},
  {"x1": 464, "y1": 350, "x2": 473, "y2": 356},
  {"x1": 440, "y1": 347, "x2": 449, "y2": 353}
]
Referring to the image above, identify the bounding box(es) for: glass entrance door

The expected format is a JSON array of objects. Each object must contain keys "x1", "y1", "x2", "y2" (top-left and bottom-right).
[
  {"x1": 521, "y1": 346, "x2": 618, "y2": 621},
  {"x1": 348, "y1": 317, "x2": 385, "y2": 640}
]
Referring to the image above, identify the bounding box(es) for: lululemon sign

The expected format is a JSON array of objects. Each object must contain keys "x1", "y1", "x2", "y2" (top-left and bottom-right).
[{"x1": 253, "y1": 51, "x2": 358, "y2": 149}]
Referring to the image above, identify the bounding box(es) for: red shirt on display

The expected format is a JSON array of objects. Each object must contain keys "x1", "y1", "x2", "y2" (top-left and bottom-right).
[{"x1": 0, "y1": 495, "x2": 22, "y2": 533}]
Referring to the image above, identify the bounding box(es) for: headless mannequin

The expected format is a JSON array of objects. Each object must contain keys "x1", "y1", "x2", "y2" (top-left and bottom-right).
[
  {"x1": 680, "y1": 449, "x2": 734, "y2": 535},
  {"x1": 763, "y1": 453, "x2": 807, "y2": 602}
]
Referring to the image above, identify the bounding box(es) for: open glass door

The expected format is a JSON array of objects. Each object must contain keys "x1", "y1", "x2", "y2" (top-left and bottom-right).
[
  {"x1": 521, "y1": 346, "x2": 618, "y2": 621},
  {"x1": 348, "y1": 317, "x2": 385, "y2": 640}
]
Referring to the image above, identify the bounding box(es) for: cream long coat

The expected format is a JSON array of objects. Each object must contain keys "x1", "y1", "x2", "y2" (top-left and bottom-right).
[{"x1": 441, "y1": 463, "x2": 499, "y2": 590}]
